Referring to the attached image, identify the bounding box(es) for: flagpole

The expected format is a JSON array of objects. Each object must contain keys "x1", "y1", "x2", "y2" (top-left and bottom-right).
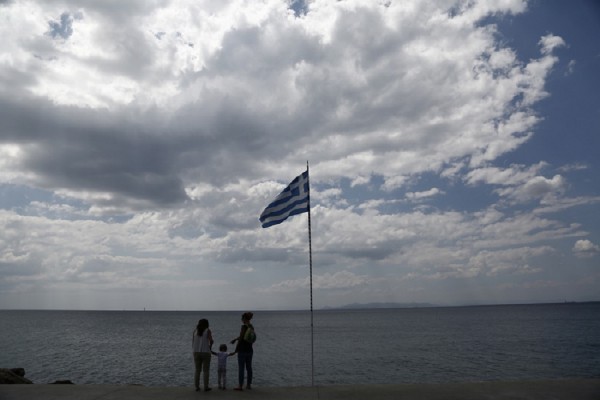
[
  {"x1": 258, "y1": 164, "x2": 314, "y2": 385},
  {"x1": 307, "y1": 160, "x2": 314, "y2": 387}
]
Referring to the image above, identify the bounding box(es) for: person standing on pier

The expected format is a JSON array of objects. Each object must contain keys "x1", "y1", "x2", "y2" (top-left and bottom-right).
[
  {"x1": 192, "y1": 318, "x2": 214, "y2": 392},
  {"x1": 231, "y1": 312, "x2": 255, "y2": 390}
]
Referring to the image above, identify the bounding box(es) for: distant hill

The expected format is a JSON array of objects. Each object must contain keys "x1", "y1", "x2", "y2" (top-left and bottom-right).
[{"x1": 322, "y1": 302, "x2": 436, "y2": 310}]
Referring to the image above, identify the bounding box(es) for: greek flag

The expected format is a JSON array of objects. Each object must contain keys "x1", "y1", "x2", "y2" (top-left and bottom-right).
[{"x1": 260, "y1": 170, "x2": 309, "y2": 228}]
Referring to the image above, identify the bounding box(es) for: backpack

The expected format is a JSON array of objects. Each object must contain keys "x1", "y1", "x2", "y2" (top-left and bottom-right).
[{"x1": 244, "y1": 325, "x2": 257, "y2": 344}]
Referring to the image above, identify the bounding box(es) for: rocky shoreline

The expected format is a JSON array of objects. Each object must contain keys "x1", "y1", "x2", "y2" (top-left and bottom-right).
[
  {"x1": 0, "y1": 368, "x2": 74, "y2": 385},
  {"x1": 0, "y1": 369, "x2": 32, "y2": 384}
]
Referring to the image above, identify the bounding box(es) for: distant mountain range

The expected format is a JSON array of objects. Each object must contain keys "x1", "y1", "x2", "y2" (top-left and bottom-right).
[
  {"x1": 320, "y1": 300, "x2": 600, "y2": 310},
  {"x1": 322, "y1": 302, "x2": 436, "y2": 310}
]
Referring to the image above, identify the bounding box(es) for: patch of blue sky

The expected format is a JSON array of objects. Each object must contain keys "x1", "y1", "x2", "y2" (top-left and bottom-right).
[
  {"x1": 0, "y1": 183, "x2": 130, "y2": 223},
  {"x1": 326, "y1": 172, "x2": 496, "y2": 216},
  {"x1": 0, "y1": 184, "x2": 55, "y2": 210},
  {"x1": 406, "y1": 171, "x2": 501, "y2": 213},
  {"x1": 288, "y1": 0, "x2": 309, "y2": 17},
  {"x1": 491, "y1": 1, "x2": 600, "y2": 171}
]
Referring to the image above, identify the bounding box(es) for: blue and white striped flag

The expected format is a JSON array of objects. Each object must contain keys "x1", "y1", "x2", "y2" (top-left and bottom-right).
[{"x1": 259, "y1": 170, "x2": 309, "y2": 228}]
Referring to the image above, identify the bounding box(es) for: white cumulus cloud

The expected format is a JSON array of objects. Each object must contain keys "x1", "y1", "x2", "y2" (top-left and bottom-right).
[{"x1": 573, "y1": 240, "x2": 600, "y2": 258}]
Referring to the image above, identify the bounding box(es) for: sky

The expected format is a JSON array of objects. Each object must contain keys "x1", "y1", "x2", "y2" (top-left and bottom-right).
[{"x1": 0, "y1": 0, "x2": 599, "y2": 311}]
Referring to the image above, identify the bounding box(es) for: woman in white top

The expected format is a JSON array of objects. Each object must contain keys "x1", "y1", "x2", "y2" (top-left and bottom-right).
[{"x1": 192, "y1": 318, "x2": 214, "y2": 391}]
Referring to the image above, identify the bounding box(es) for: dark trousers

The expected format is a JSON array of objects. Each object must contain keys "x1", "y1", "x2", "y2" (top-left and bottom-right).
[
  {"x1": 193, "y1": 352, "x2": 211, "y2": 389},
  {"x1": 237, "y1": 352, "x2": 253, "y2": 387}
]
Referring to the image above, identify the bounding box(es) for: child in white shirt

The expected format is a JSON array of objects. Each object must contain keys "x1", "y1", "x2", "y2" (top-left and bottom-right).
[{"x1": 212, "y1": 344, "x2": 236, "y2": 390}]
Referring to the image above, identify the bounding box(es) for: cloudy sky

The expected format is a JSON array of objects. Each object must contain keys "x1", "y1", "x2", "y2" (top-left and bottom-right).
[{"x1": 1, "y1": 0, "x2": 599, "y2": 311}]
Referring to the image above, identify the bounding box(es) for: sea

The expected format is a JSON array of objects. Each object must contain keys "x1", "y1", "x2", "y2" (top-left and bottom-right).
[{"x1": 1, "y1": 303, "x2": 599, "y2": 387}]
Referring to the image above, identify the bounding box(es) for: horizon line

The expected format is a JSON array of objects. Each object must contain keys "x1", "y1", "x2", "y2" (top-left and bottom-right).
[{"x1": 1, "y1": 299, "x2": 598, "y2": 313}]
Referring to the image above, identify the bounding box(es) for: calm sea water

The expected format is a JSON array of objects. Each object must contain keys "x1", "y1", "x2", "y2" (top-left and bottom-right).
[{"x1": 1, "y1": 303, "x2": 599, "y2": 387}]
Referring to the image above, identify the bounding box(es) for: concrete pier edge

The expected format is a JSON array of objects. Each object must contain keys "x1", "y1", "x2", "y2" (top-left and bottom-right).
[{"x1": 1, "y1": 378, "x2": 599, "y2": 400}]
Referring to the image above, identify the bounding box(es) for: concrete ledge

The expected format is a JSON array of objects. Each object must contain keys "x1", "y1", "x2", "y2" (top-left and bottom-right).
[{"x1": 0, "y1": 379, "x2": 599, "y2": 400}]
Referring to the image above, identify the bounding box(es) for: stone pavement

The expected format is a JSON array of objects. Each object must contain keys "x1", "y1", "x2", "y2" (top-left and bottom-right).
[{"x1": 1, "y1": 379, "x2": 599, "y2": 400}]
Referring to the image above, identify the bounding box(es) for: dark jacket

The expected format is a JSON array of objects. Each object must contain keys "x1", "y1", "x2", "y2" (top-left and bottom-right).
[{"x1": 235, "y1": 324, "x2": 254, "y2": 353}]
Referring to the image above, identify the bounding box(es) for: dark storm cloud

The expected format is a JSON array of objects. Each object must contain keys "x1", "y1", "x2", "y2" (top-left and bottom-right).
[
  {"x1": 0, "y1": 95, "x2": 191, "y2": 207},
  {"x1": 162, "y1": 94, "x2": 295, "y2": 184},
  {"x1": 0, "y1": 87, "x2": 294, "y2": 209}
]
